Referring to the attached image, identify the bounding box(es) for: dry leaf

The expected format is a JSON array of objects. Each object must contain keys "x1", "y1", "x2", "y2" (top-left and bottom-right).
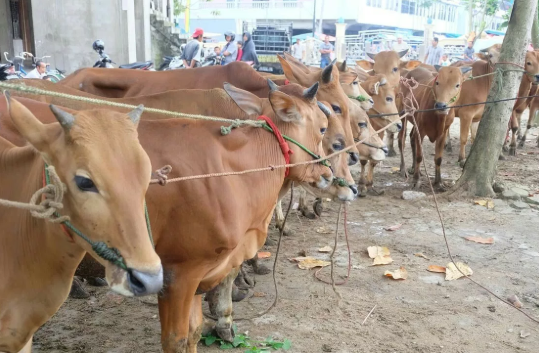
[
  {"x1": 253, "y1": 292, "x2": 266, "y2": 297},
  {"x1": 367, "y1": 246, "x2": 390, "y2": 258},
  {"x1": 257, "y1": 251, "x2": 271, "y2": 259},
  {"x1": 391, "y1": 167, "x2": 400, "y2": 173},
  {"x1": 384, "y1": 266, "x2": 408, "y2": 280},
  {"x1": 427, "y1": 265, "x2": 446, "y2": 273},
  {"x1": 318, "y1": 246, "x2": 332, "y2": 253},
  {"x1": 445, "y1": 262, "x2": 473, "y2": 281},
  {"x1": 372, "y1": 255, "x2": 394, "y2": 265},
  {"x1": 507, "y1": 295, "x2": 523, "y2": 308},
  {"x1": 414, "y1": 252, "x2": 430, "y2": 260},
  {"x1": 290, "y1": 256, "x2": 331, "y2": 269},
  {"x1": 384, "y1": 224, "x2": 402, "y2": 231},
  {"x1": 474, "y1": 199, "x2": 487, "y2": 207},
  {"x1": 316, "y1": 226, "x2": 333, "y2": 234},
  {"x1": 487, "y1": 200, "x2": 494, "y2": 209},
  {"x1": 464, "y1": 236, "x2": 494, "y2": 244}
]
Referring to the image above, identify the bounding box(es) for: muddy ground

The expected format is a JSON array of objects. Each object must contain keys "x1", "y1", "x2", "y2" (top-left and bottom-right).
[{"x1": 35, "y1": 115, "x2": 539, "y2": 353}]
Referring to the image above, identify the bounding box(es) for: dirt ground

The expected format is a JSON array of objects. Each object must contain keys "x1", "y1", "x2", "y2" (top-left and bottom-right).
[{"x1": 34, "y1": 115, "x2": 539, "y2": 353}]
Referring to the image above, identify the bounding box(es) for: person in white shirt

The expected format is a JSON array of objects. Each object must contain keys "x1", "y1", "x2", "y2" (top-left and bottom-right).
[
  {"x1": 25, "y1": 60, "x2": 47, "y2": 79},
  {"x1": 291, "y1": 39, "x2": 305, "y2": 63},
  {"x1": 392, "y1": 36, "x2": 409, "y2": 59},
  {"x1": 440, "y1": 54, "x2": 451, "y2": 66}
]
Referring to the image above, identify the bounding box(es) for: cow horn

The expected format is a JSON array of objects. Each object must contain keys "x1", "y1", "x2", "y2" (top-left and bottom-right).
[
  {"x1": 366, "y1": 52, "x2": 376, "y2": 60},
  {"x1": 433, "y1": 65, "x2": 442, "y2": 72},
  {"x1": 340, "y1": 60, "x2": 347, "y2": 72},
  {"x1": 317, "y1": 101, "x2": 332, "y2": 118},
  {"x1": 479, "y1": 48, "x2": 488, "y2": 53},
  {"x1": 321, "y1": 63, "x2": 333, "y2": 84},
  {"x1": 303, "y1": 82, "x2": 319, "y2": 101},
  {"x1": 397, "y1": 49, "x2": 409, "y2": 58},
  {"x1": 50, "y1": 105, "x2": 75, "y2": 130},
  {"x1": 127, "y1": 104, "x2": 144, "y2": 124},
  {"x1": 267, "y1": 79, "x2": 279, "y2": 92}
]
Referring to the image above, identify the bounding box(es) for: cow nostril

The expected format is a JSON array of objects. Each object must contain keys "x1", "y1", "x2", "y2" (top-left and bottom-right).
[
  {"x1": 382, "y1": 146, "x2": 389, "y2": 155},
  {"x1": 349, "y1": 184, "x2": 359, "y2": 195},
  {"x1": 435, "y1": 102, "x2": 448, "y2": 110},
  {"x1": 396, "y1": 123, "x2": 402, "y2": 131},
  {"x1": 127, "y1": 267, "x2": 163, "y2": 296},
  {"x1": 348, "y1": 152, "x2": 359, "y2": 165},
  {"x1": 369, "y1": 99, "x2": 374, "y2": 104}
]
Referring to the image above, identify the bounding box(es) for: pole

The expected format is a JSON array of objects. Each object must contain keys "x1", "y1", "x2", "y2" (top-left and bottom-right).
[
  {"x1": 468, "y1": 0, "x2": 473, "y2": 37},
  {"x1": 318, "y1": 0, "x2": 325, "y2": 35},
  {"x1": 313, "y1": 0, "x2": 317, "y2": 37}
]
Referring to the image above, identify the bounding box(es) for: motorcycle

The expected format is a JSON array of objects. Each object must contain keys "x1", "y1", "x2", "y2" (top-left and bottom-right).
[
  {"x1": 3, "y1": 52, "x2": 65, "y2": 82},
  {"x1": 94, "y1": 50, "x2": 153, "y2": 70}
]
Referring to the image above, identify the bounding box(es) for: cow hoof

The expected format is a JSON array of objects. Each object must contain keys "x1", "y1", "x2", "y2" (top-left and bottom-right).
[
  {"x1": 202, "y1": 319, "x2": 216, "y2": 337},
  {"x1": 407, "y1": 167, "x2": 415, "y2": 175},
  {"x1": 368, "y1": 187, "x2": 385, "y2": 196},
  {"x1": 254, "y1": 264, "x2": 271, "y2": 275},
  {"x1": 400, "y1": 168, "x2": 408, "y2": 178},
  {"x1": 313, "y1": 199, "x2": 324, "y2": 217},
  {"x1": 235, "y1": 273, "x2": 254, "y2": 290},
  {"x1": 87, "y1": 277, "x2": 108, "y2": 287},
  {"x1": 434, "y1": 182, "x2": 448, "y2": 192},
  {"x1": 502, "y1": 144, "x2": 509, "y2": 152},
  {"x1": 265, "y1": 236, "x2": 276, "y2": 246},
  {"x1": 274, "y1": 225, "x2": 293, "y2": 237},
  {"x1": 518, "y1": 140, "x2": 525, "y2": 148},
  {"x1": 387, "y1": 149, "x2": 397, "y2": 157},
  {"x1": 412, "y1": 181, "x2": 422, "y2": 190},
  {"x1": 458, "y1": 159, "x2": 466, "y2": 168},
  {"x1": 232, "y1": 287, "x2": 251, "y2": 302},
  {"x1": 300, "y1": 208, "x2": 317, "y2": 220},
  {"x1": 216, "y1": 326, "x2": 235, "y2": 343},
  {"x1": 509, "y1": 147, "x2": 516, "y2": 156},
  {"x1": 70, "y1": 277, "x2": 90, "y2": 299},
  {"x1": 445, "y1": 144, "x2": 453, "y2": 153}
]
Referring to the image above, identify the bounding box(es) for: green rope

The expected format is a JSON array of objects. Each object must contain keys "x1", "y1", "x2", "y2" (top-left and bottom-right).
[
  {"x1": 333, "y1": 177, "x2": 350, "y2": 187},
  {"x1": 145, "y1": 202, "x2": 154, "y2": 247},
  {"x1": 349, "y1": 95, "x2": 368, "y2": 102}
]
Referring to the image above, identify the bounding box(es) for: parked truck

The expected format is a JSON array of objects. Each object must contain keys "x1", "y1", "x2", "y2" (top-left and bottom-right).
[{"x1": 243, "y1": 21, "x2": 292, "y2": 74}]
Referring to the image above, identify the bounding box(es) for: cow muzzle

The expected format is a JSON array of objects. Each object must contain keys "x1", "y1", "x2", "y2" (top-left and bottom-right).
[
  {"x1": 108, "y1": 264, "x2": 164, "y2": 297},
  {"x1": 434, "y1": 102, "x2": 449, "y2": 114},
  {"x1": 348, "y1": 152, "x2": 360, "y2": 166},
  {"x1": 534, "y1": 74, "x2": 539, "y2": 84},
  {"x1": 316, "y1": 173, "x2": 333, "y2": 190}
]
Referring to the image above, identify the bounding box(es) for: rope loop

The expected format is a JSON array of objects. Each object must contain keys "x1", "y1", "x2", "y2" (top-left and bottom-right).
[{"x1": 153, "y1": 165, "x2": 173, "y2": 186}]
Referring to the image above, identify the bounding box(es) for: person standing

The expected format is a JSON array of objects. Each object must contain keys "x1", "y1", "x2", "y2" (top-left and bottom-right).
[
  {"x1": 392, "y1": 35, "x2": 409, "y2": 57},
  {"x1": 181, "y1": 28, "x2": 204, "y2": 69},
  {"x1": 319, "y1": 35, "x2": 334, "y2": 68},
  {"x1": 291, "y1": 39, "x2": 305, "y2": 63},
  {"x1": 424, "y1": 37, "x2": 444, "y2": 66},
  {"x1": 25, "y1": 60, "x2": 47, "y2": 79},
  {"x1": 221, "y1": 31, "x2": 237, "y2": 65},
  {"x1": 241, "y1": 32, "x2": 259, "y2": 66},
  {"x1": 463, "y1": 41, "x2": 475, "y2": 62},
  {"x1": 440, "y1": 54, "x2": 451, "y2": 66}
]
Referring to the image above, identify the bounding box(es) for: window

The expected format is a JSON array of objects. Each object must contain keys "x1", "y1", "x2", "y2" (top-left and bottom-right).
[
  {"x1": 401, "y1": 0, "x2": 416, "y2": 15},
  {"x1": 284, "y1": 0, "x2": 298, "y2": 8},
  {"x1": 227, "y1": 0, "x2": 236, "y2": 8}
]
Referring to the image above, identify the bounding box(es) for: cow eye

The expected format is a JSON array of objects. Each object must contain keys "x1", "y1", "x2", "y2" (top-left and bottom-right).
[
  {"x1": 456, "y1": 84, "x2": 460, "y2": 88},
  {"x1": 392, "y1": 67, "x2": 398, "y2": 72},
  {"x1": 436, "y1": 81, "x2": 439, "y2": 85},
  {"x1": 75, "y1": 176, "x2": 98, "y2": 193},
  {"x1": 358, "y1": 122, "x2": 368, "y2": 128},
  {"x1": 352, "y1": 81, "x2": 358, "y2": 85},
  {"x1": 527, "y1": 62, "x2": 532, "y2": 66},
  {"x1": 331, "y1": 105, "x2": 341, "y2": 113},
  {"x1": 332, "y1": 142, "x2": 344, "y2": 151},
  {"x1": 320, "y1": 128, "x2": 327, "y2": 135},
  {"x1": 386, "y1": 97, "x2": 393, "y2": 102}
]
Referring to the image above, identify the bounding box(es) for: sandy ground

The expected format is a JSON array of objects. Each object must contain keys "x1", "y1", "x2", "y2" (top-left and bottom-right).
[{"x1": 34, "y1": 115, "x2": 539, "y2": 353}]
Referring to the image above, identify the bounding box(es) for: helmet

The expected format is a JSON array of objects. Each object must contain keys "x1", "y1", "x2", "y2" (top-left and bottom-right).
[
  {"x1": 92, "y1": 40, "x2": 105, "y2": 52},
  {"x1": 224, "y1": 32, "x2": 235, "y2": 42}
]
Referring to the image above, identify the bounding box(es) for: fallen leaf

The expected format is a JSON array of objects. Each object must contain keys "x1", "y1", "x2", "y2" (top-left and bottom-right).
[
  {"x1": 487, "y1": 200, "x2": 494, "y2": 209},
  {"x1": 414, "y1": 252, "x2": 430, "y2": 260},
  {"x1": 427, "y1": 265, "x2": 446, "y2": 273},
  {"x1": 507, "y1": 295, "x2": 523, "y2": 308},
  {"x1": 316, "y1": 226, "x2": 333, "y2": 234},
  {"x1": 464, "y1": 236, "x2": 494, "y2": 244},
  {"x1": 445, "y1": 262, "x2": 473, "y2": 281},
  {"x1": 391, "y1": 167, "x2": 400, "y2": 173},
  {"x1": 253, "y1": 292, "x2": 266, "y2": 297},
  {"x1": 384, "y1": 266, "x2": 408, "y2": 280},
  {"x1": 372, "y1": 255, "x2": 394, "y2": 265},
  {"x1": 318, "y1": 246, "x2": 332, "y2": 253},
  {"x1": 384, "y1": 224, "x2": 402, "y2": 231},
  {"x1": 367, "y1": 246, "x2": 390, "y2": 258},
  {"x1": 257, "y1": 251, "x2": 271, "y2": 259},
  {"x1": 474, "y1": 199, "x2": 487, "y2": 207},
  {"x1": 290, "y1": 256, "x2": 331, "y2": 269}
]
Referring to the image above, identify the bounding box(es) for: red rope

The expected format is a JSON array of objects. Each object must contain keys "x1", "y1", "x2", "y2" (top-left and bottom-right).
[{"x1": 257, "y1": 115, "x2": 293, "y2": 177}]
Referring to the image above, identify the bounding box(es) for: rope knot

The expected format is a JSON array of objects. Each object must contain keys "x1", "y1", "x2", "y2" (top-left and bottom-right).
[
  {"x1": 28, "y1": 166, "x2": 69, "y2": 223},
  {"x1": 154, "y1": 165, "x2": 173, "y2": 186},
  {"x1": 220, "y1": 119, "x2": 244, "y2": 135}
]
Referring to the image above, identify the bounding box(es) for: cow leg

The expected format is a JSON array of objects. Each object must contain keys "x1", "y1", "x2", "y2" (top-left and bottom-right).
[
  {"x1": 470, "y1": 121, "x2": 479, "y2": 143},
  {"x1": 298, "y1": 187, "x2": 316, "y2": 219},
  {"x1": 411, "y1": 128, "x2": 424, "y2": 189},
  {"x1": 159, "y1": 266, "x2": 203, "y2": 353},
  {"x1": 398, "y1": 118, "x2": 408, "y2": 178},
  {"x1": 509, "y1": 112, "x2": 519, "y2": 156},
  {"x1": 367, "y1": 161, "x2": 384, "y2": 195},
  {"x1": 434, "y1": 131, "x2": 447, "y2": 189},
  {"x1": 458, "y1": 116, "x2": 473, "y2": 168},
  {"x1": 247, "y1": 256, "x2": 271, "y2": 275},
  {"x1": 187, "y1": 295, "x2": 204, "y2": 353},
  {"x1": 444, "y1": 128, "x2": 452, "y2": 153},
  {"x1": 519, "y1": 106, "x2": 537, "y2": 148},
  {"x1": 210, "y1": 268, "x2": 240, "y2": 343},
  {"x1": 69, "y1": 276, "x2": 90, "y2": 299},
  {"x1": 408, "y1": 126, "x2": 417, "y2": 176},
  {"x1": 386, "y1": 132, "x2": 397, "y2": 157},
  {"x1": 274, "y1": 199, "x2": 293, "y2": 237},
  {"x1": 358, "y1": 160, "x2": 368, "y2": 197}
]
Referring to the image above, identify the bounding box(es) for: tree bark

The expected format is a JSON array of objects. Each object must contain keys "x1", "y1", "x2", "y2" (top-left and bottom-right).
[
  {"x1": 450, "y1": 0, "x2": 537, "y2": 197},
  {"x1": 532, "y1": 5, "x2": 539, "y2": 48}
]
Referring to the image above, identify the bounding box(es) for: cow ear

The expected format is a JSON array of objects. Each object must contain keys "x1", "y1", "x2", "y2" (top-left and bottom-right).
[
  {"x1": 5, "y1": 92, "x2": 56, "y2": 151},
  {"x1": 474, "y1": 53, "x2": 489, "y2": 61},
  {"x1": 356, "y1": 60, "x2": 374, "y2": 71},
  {"x1": 269, "y1": 90, "x2": 302, "y2": 124},
  {"x1": 401, "y1": 60, "x2": 421, "y2": 70},
  {"x1": 224, "y1": 82, "x2": 263, "y2": 116},
  {"x1": 277, "y1": 55, "x2": 300, "y2": 84},
  {"x1": 397, "y1": 49, "x2": 409, "y2": 58},
  {"x1": 339, "y1": 71, "x2": 358, "y2": 85}
]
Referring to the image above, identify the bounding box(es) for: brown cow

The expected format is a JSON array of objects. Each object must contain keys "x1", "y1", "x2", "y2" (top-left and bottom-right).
[
  {"x1": 519, "y1": 84, "x2": 539, "y2": 147},
  {"x1": 0, "y1": 83, "x2": 334, "y2": 353},
  {"x1": 0, "y1": 96, "x2": 163, "y2": 352},
  {"x1": 398, "y1": 66, "x2": 468, "y2": 189}
]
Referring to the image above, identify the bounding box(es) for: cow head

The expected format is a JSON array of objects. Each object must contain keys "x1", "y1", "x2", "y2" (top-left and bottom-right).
[
  {"x1": 348, "y1": 98, "x2": 387, "y2": 162},
  {"x1": 278, "y1": 55, "x2": 360, "y2": 167},
  {"x1": 431, "y1": 66, "x2": 468, "y2": 115},
  {"x1": 223, "y1": 82, "x2": 333, "y2": 190},
  {"x1": 524, "y1": 50, "x2": 539, "y2": 84},
  {"x1": 337, "y1": 61, "x2": 374, "y2": 111},
  {"x1": 360, "y1": 74, "x2": 401, "y2": 133},
  {"x1": 300, "y1": 101, "x2": 357, "y2": 201},
  {"x1": 356, "y1": 51, "x2": 421, "y2": 87},
  {"x1": 4, "y1": 94, "x2": 163, "y2": 297},
  {"x1": 475, "y1": 44, "x2": 502, "y2": 65}
]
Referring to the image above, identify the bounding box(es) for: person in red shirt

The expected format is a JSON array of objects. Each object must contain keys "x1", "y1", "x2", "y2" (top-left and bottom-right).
[{"x1": 236, "y1": 41, "x2": 243, "y2": 61}]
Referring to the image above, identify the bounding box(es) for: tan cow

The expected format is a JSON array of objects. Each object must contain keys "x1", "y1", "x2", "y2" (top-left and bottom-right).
[
  {"x1": 519, "y1": 84, "x2": 539, "y2": 147},
  {"x1": 0, "y1": 83, "x2": 334, "y2": 353},
  {"x1": 398, "y1": 66, "x2": 468, "y2": 189},
  {"x1": 0, "y1": 96, "x2": 162, "y2": 353}
]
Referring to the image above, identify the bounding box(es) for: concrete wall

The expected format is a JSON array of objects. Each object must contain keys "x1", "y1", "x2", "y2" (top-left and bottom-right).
[
  {"x1": 135, "y1": 0, "x2": 152, "y2": 61},
  {"x1": 30, "y1": 0, "x2": 131, "y2": 73},
  {"x1": 0, "y1": 1, "x2": 14, "y2": 64}
]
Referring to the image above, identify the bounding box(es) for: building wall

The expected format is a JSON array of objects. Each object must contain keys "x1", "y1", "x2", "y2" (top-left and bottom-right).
[
  {"x1": 0, "y1": 1, "x2": 14, "y2": 64},
  {"x1": 30, "y1": 0, "x2": 132, "y2": 73}
]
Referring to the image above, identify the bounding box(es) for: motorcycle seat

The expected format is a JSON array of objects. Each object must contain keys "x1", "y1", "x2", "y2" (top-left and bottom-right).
[{"x1": 119, "y1": 61, "x2": 153, "y2": 69}]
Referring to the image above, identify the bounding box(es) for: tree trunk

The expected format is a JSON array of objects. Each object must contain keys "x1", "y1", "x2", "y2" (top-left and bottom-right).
[
  {"x1": 468, "y1": 0, "x2": 474, "y2": 36},
  {"x1": 450, "y1": 0, "x2": 537, "y2": 197},
  {"x1": 532, "y1": 5, "x2": 539, "y2": 48}
]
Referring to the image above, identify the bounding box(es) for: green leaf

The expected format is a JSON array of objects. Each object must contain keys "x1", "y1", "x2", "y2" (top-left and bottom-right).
[
  {"x1": 233, "y1": 335, "x2": 246, "y2": 347},
  {"x1": 232, "y1": 323, "x2": 238, "y2": 334},
  {"x1": 204, "y1": 335, "x2": 217, "y2": 346},
  {"x1": 283, "y1": 339, "x2": 292, "y2": 350},
  {"x1": 272, "y1": 342, "x2": 284, "y2": 349},
  {"x1": 220, "y1": 342, "x2": 234, "y2": 349}
]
